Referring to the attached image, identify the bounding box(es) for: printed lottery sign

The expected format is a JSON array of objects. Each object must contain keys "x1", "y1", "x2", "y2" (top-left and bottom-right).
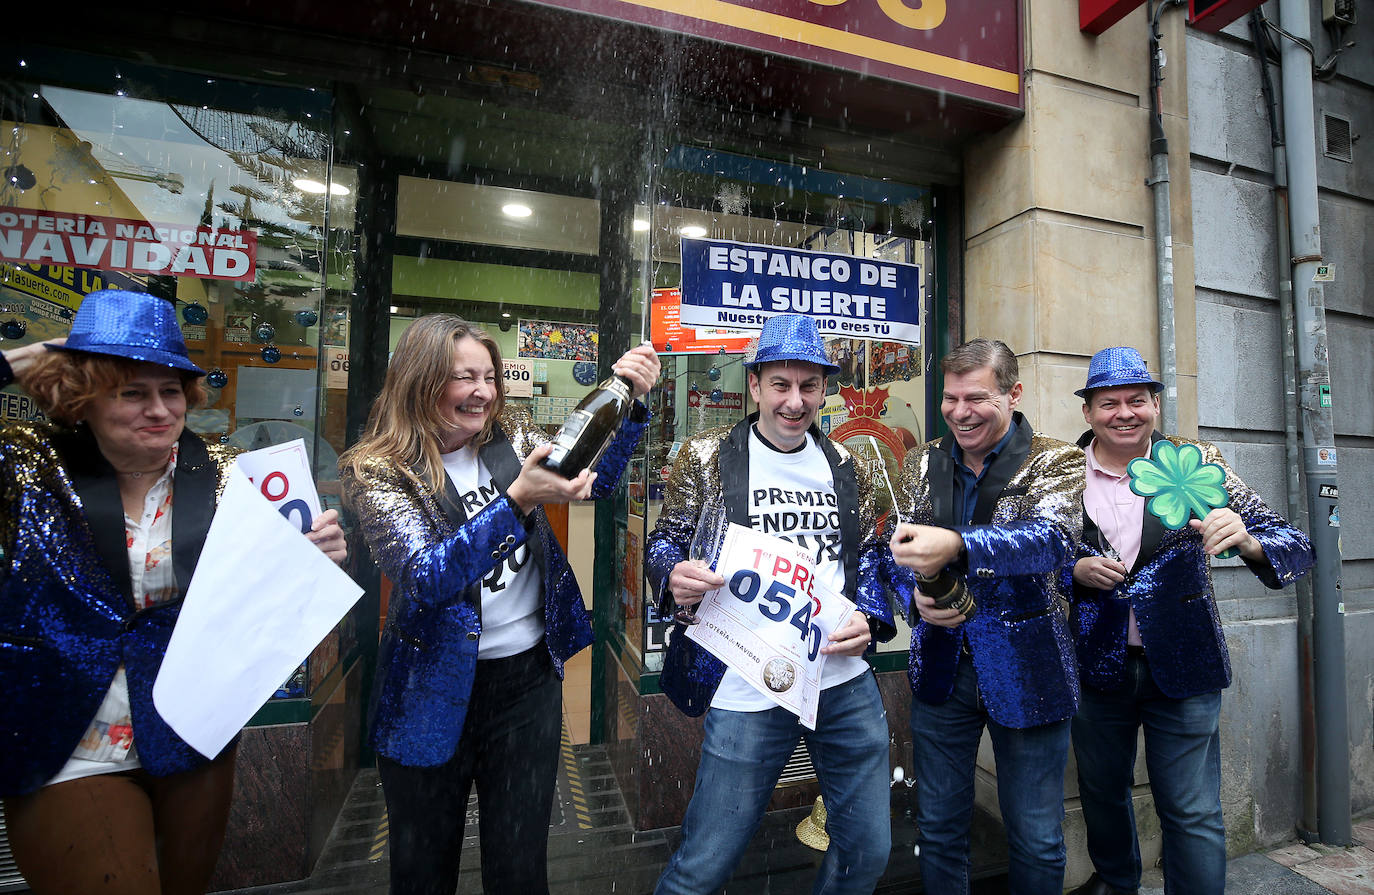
[
  {"x1": 0, "y1": 206, "x2": 257, "y2": 282},
  {"x1": 232, "y1": 439, "x2": 322, "y2": 534},
  {"x1": 679, "y1": 237, "x2": 922, "y2": 344},
  {"x1": 502, "y1": 358, "x2": 535, "y2": 398},
  {"x1": 687, "y1": 523, "x2": 856, "y2": 728}
]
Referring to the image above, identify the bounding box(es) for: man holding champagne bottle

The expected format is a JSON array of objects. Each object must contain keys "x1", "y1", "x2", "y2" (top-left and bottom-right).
[
  {"x1": 889, "y1": 338, "x2": 1085, "y2": 894},
  {"x1": 646, "y1": 314, "x2": 897, "y2": 895}
]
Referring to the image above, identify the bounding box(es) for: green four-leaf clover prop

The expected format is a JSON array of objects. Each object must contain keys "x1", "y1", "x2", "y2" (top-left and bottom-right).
[{"x1": 1128, "y1": 441, "x2": 1237, "y2": 559}]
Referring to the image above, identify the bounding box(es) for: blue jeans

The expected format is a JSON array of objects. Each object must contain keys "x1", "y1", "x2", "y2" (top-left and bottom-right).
[
  {"x1": 1072, "y1": 653, "x2": 1225, "y2": 895},
  {"x1": 910, "y1": 657, "x2": 1071, "y2": 895},
  {"x1": 655, "y1": 670, "x2": 892, "y2": 895}
]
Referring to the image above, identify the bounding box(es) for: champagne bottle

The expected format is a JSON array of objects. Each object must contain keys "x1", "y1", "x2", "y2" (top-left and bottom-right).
[
  {"x1": 540, "y1": 374, "x2": 634, "y2": 478},
  {"x1": 913, "y1": 568, "x2": 977, "y2": 621}
]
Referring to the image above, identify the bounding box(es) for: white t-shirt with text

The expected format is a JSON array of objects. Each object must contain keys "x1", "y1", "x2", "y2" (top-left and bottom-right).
[
  {"x1": 709, "y1": 429, "x2": 868, "y2": 712},
  {"x1": 442, "y1": 445, "x2": 544, "y2": 659}
]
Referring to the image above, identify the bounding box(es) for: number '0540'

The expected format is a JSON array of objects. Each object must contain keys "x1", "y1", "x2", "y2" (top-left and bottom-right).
[{"x1": 727, "y1": 569, "x2": 823, "y2": 661}]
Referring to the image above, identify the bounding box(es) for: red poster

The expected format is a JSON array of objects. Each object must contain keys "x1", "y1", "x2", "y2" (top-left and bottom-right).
[
  {"x1": 0, "y1": 207, "x2": 258, "y2": 283},
  {"x1": 651, "y1": 287, "x2": 754, "y2": 354}
]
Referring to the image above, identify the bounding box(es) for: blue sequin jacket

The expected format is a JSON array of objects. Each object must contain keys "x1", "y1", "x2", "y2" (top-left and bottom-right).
[
  {"x1": 341, "y1": 404, "x2": 647, "y2": 767},
  {"x1": 0, "y1": 423, "x2": 237, "y2": 796},
  {"x1": 644, "y1": 415, "x2": 898, "y2": 717},
  {"x1": 894, "y1": 414, "x2": 1085, "y2": 729},
  {"x1": 1065, "y1": 431, "x2": 1313, "y2": 699}
]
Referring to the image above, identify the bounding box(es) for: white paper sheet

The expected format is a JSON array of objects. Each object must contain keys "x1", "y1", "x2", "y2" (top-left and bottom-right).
[
  {"x1": 232, "y1": 438, "x2": 321, "y2": 533},
  {"x1": 687, "y1": 524, "x2": 856, "y2": 728},
  {"x1": 153, "y1": 463, "x2": 362, "y2": 758}
]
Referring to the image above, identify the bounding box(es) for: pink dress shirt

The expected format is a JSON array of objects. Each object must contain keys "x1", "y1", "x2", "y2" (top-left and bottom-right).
[{"x1": 1083, "y1": 439, "x2": 1146, "y2": 646}]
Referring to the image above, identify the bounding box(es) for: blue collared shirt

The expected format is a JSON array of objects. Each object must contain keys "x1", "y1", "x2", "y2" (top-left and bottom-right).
[{"x1": 950, "y1": 421, "x2": 1019, "y2": 525}]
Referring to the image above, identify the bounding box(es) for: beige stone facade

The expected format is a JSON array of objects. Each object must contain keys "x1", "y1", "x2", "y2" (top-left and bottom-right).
[{"x1": 965, "y1": 3, "x2": 1197, "y2": 443}]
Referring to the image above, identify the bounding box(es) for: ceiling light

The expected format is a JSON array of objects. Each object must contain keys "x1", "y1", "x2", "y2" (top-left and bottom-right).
[
  {"x1": 679, "y1": 225, "x2": 707, "y2": 238},
  {"x1": 633, "y1": 219, "x2": 650, "y2": 232},
  {"x1": 502, "y1": 203, "x2": 532, "y2": 218},
  {"x1": 328, "y1": 182, "x2": 350, "y2": 196},
  {"x1": 293, "y1": 178, "x2": 327, "y2": 194},
  {"x1": 389, "y1": 305, "x2": 399, "y2": 314},
  {"x1": 501, "y1": 312, "x2": 511, "y2": 318}
]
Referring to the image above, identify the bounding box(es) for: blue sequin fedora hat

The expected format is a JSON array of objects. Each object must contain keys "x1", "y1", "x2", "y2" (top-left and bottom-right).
[
  {"x1": 1075, "y1": 346, "x2": 1163, "y2": 398},
  {"x1": 52, "y1": 289, "x2": 205, "y2": 376},
  {"x1": 744, "y1": 314, "x2": 840, "y2": 375}
]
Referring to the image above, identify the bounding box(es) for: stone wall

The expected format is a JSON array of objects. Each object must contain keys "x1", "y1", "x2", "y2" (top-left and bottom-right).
[{"x1": 1186, "y1": 1, "x2": 1373, "y2": 854}]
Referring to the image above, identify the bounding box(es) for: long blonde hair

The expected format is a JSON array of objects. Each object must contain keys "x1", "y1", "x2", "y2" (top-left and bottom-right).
[{"x1": 340, "y1": 314, "x2": 505, "y2": 493}]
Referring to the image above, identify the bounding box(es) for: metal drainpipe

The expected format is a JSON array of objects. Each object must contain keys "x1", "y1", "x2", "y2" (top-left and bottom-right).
[
  {"x1": 1277, "y1": 0, "x2": 1350, "y2": 846},
  {"x1": 1249, "y1": 10, "x2": 1319, "y2": 841},
  {"x1": 1147, "y1": 0, "x2": 1184, "y2": 434}
]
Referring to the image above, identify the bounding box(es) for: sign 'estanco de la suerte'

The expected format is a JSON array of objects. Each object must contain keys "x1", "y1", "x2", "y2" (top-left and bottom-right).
[{"x1": 679, "y1": 237, "x2": 922, "y2": 345}]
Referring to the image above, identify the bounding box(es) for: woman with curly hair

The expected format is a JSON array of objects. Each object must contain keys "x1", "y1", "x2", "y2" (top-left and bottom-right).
[{"x1": 0, "y1": 290, "x2": 345, "y2": 895}]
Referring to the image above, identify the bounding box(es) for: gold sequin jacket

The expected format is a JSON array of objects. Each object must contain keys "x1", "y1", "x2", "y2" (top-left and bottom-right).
[{"x1": 645, "y1": 415, "x2": 898, "y2": 717}]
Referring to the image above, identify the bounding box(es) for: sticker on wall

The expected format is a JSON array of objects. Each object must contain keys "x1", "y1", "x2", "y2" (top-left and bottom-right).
[
  {"x1": 503, "y1": 358, "x2": 535, "y2": 398},
  {"x1": 1316, "y1": 447, "x2": 1337, "y2": 466},
  {"x1": 321, "y1": 305, "x2": 348, "y2": 349},
  {"x1": 224, "y1": 313, "x2": 250, "y2": 343}
]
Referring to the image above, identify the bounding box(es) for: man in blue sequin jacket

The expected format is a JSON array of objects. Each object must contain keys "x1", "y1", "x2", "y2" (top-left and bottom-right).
[
  {"x1": 645, "y1": 315, "x2": 897, "y2": 895},
  {"x1": 890, "y1": 338, "x2": 1085, "y2": 895},
  {"x1": 1063, "y1": 347, "x2": 1313, "y2": 895}
]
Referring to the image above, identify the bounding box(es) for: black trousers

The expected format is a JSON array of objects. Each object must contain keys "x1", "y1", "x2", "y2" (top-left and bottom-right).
[{"x1": 377, "y1": 644, "x2": 563, "y2": 895}]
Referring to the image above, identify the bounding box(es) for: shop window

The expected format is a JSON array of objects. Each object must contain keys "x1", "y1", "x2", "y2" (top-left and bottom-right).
[
  {"x1": 628, "y1": 142, "x2": 935, "y2": 672},
  {"x1": 0, "y1": 56, "x2": 355, "y2": 700}
]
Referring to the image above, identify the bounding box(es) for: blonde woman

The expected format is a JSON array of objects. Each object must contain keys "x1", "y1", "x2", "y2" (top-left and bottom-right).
[{"x1": 340, "y1": 314, "x2": 657, "y2": 895}]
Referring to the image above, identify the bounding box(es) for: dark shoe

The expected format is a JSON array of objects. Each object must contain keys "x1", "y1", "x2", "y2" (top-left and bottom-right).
[{"x1": 1068, "y1": 872, "x2": 1139, "y2": 895}]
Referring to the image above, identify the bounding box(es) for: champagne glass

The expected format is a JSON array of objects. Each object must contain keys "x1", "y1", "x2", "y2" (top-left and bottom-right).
[
  {"x1": 675, "y1": 500, "x2": 727, "y2": 625},
  {"x1": 1096, "y1": 526, "x2": 1123, "y2": 565}
]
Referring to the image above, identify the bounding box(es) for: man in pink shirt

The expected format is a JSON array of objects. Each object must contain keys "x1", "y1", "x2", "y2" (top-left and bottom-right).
[{"x1": 1065, "y1": 347, "x2": 1313, "y2": 895}]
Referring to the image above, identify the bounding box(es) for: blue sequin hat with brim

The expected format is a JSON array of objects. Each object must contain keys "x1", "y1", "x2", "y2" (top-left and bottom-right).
[
  {"x1": 1075, "y1": 346, "x2": 1163, "y2": 398},
  {"x1": 51, "y1": 289, "x2": 205, "y2": 376},
  {"x1": 744, "y1": 314, "x2": 840, "y2": 375}
]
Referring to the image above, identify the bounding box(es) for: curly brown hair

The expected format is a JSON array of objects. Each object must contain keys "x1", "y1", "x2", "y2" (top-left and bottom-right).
[{"x1": 22, "y1": 351, "x2": 208, "y2": 424}]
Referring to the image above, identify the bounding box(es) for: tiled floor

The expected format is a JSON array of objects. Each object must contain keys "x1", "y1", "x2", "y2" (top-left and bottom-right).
[
  {"x1": 562, "y1": 648, "x2": 592, "y2": 745},
  {"x1": 1257, "y1": 816, "x2": 1374, "y2": 895},
  {"x1": 1134, "y1": 815, "x2": 1374, "y2": 895},
  {"x1": 212, "y1": 739, "x2": 1373, "y2": 895},
  {"x1": 212, "y1": 742, "x2": 1012, "y2": 894}
]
